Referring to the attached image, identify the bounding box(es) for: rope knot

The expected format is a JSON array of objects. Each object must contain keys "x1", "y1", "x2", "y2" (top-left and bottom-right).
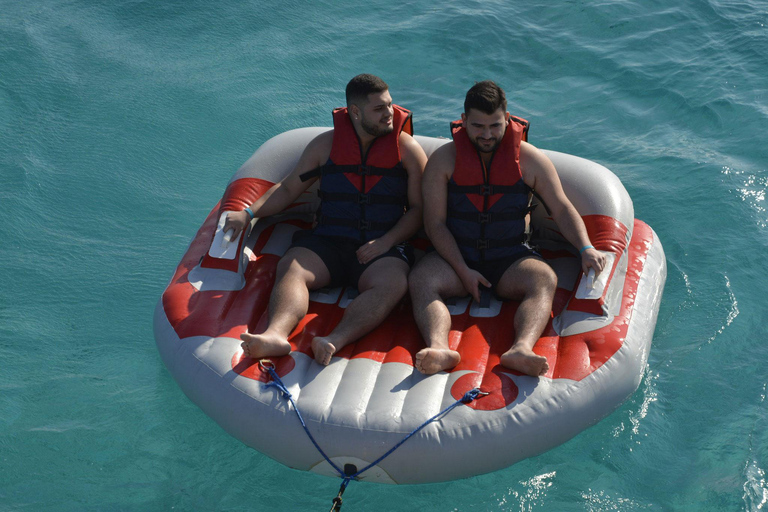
[
  {"x1": 461, "y1": 388, "x2": 489, "y2": 403},
  {"x1": 263, "y1": 380, "x2": 292, "y2": 399}
]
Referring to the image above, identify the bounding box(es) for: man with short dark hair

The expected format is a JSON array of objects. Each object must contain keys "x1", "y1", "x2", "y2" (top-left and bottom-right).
[
  {"x1": 225, "y1": 74, "x2": 426, "y2": 364},
  {"x1": 409, "y1": 80, "x2": 606, "y2": 376}
]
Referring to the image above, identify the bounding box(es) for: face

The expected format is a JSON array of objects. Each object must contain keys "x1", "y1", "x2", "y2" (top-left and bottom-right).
[
  {"x1": 462, "y1": 108, "x2": 508, "y2": 153},
  {"x1": 354, "y1": 90, "x2": 394, "y2": 137}
]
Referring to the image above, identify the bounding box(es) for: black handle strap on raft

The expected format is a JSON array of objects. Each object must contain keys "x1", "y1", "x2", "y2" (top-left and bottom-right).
[
  {"x1": 258, "y1": 359, "x2": 488, "y2": 511},
  {"x1": 479, "y1": 286, "x2": 493, "y2": 309}
]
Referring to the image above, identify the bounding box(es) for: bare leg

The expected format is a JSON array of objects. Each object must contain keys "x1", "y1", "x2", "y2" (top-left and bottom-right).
[
  {"x1": 495, "y1": 256, "x2": 557, "y2": 377},
  {"x1": 409, "y1": 252, "x2": 464, "y2": 375},
  {"x1": 241, "y1": 247, "x2": 331, "y2": 359},
  {"x1": 311, "y1": 257, "x2": 409, "y2": 365}
]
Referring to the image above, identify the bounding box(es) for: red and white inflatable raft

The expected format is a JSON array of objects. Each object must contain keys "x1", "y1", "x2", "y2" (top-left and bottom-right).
[{"x1": 154, "y1": 127, "x2": 666, "y2": 484}]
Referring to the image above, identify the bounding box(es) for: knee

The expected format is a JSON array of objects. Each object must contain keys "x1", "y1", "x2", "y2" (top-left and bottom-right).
[
  {"x1": 382, "y1": 269, "x2": 409, "y2": 299},
  {"x1": 362, "y1": 267, "x2": 408, "y2": 299},
  {"x1": 275, "y1": 256, "x2": 294, "y2": 279},
  {"x1": 275, "y1": 255, "x2": 307, "y2": 283},
  {"x1": 408, "y1": 265, "x2": 438, "y2": 302},
  {"x1": 538, "y1": 265, "x2": 558, "y2": 297},
  {"x1": 408, "y1": 265, "x2": 427, "y2": 295},
  {"x1": 393, "y1": 272, "x2": 409, "y2": 299}
]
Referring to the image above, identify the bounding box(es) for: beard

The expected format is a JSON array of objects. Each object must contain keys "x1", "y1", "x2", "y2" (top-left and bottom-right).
[
  {"x1": 360, "y1": 116, "x2": 394, "y2": 137},
  {"x1": 469, "y1": 135, "x2": 501, "y2": 154}
]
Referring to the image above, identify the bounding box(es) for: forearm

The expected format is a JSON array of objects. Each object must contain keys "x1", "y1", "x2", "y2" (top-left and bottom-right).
[
  {"x1": 552, "y1": 203, "x2": 593, "y2": 250},
  {"x1": 247, "y1": 182, "x2": 297, "y2": 218},
  {"x1": 378, "y1": 206, "x2": 423, "y2": 247},
  {"x1": 427, "y1": 222, "x2": 470, "y2": 275}
]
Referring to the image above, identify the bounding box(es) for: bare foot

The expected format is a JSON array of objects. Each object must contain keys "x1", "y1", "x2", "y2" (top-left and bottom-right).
[
  {"x1": 311, "y1": 336, "x2": 337, "y2": 365},
  {"x1": 240, "y1": 331, "x2": 291, "y2": 359},
  {"x1": 415, "y1": 348, "x2": 461, "y2": 375},
  {"x1": 500, "y1": 346, "x2": 549, "y2": 376}
]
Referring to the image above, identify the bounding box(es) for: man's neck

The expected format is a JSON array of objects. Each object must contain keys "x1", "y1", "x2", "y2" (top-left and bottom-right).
[{"x1": 356, "y1": 129, "x2": 376, "y2": 155}]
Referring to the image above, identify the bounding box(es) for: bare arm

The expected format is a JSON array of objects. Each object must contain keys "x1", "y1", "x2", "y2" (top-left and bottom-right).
[
  {"x1": 520, "y1": 141, "x2": 606, "y2": 275},
  {"x1": 223, "y1": 131, "x2": 332, "y2": 239},
  {"x1": 356, "y1": 132, "x2": 427, "y2": 263},
  {"x1": 422, "y1": 143, "x2": 491, "y2": 302}
]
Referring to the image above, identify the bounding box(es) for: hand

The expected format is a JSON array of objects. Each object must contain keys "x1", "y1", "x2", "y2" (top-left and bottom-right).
[
  {"x1": 222, "y1": 210, "x2": 251, "y2": 240},
  {"x1": 457, "y1": 267, "x2": 492, "y2": 304},
  {"x1": 581, "y1": 247, "x2": 607, "y2": 276},
  {"x1": 356, "y1": 237, "x2": 393, "y2": 265}
]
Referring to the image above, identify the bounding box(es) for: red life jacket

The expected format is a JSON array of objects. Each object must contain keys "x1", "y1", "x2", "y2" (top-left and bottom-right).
[
  {"x1": 446, "y1": 115, "x2": 532, "y2": 263},
  {"x1": 303, "y1": 105, "x2": 413, "y2": 242}
]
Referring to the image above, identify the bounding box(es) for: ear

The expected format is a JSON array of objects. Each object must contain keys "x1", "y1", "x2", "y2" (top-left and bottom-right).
[
  {"x1": 461, "y1": 112, "x2": 467, "y2": 127},
  {"x1": 505, "y1": 111, "x2": 510, "y2": 121},
  {"x1": 349, "y1": 104, "x2": 360, "y2": 120}
]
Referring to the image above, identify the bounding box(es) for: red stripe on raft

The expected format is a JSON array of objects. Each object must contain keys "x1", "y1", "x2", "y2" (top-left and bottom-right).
[
  {"x1": 583, "y1": 214, "x2": 629, "y2": 255},
  {"x1": 220, "y1": 177, "x2": 274, "y2": 212}
]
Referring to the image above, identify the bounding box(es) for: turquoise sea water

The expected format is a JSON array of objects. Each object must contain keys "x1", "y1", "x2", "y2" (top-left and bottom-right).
[{"x1": 2, "y1": 0, "x2": 767, "y2": 510}]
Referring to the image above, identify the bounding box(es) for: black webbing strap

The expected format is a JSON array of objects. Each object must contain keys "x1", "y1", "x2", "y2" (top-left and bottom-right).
[
  {"x1": 447, "y1": 209, "x2": 531, "y2": 223},
  {"x1": 531, "y1": 190, "x2": 550, "y2": 216},
  {"x1": 300, "y1": 164, "x2": 407, "y2": 182},
  {"x1": 299, "y1": 165, "x2": 326, "y2": 182},
  {"x1": 454, "y1": 234, "x2": 526, "y2": 250},
  {"x1": 317, "y1": 190, "x2": 407, "y2": 206},
  {"x1": 447, "y1": 182, "x2": 529, "y2": 195},
  {"x1": 317, "y1": 216, "x2": 394, "y2": 232}
]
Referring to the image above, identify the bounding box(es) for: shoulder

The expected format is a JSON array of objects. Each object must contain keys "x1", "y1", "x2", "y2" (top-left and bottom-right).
[
  {"x1": 519, "y1": 140, "x2": 545, "y2": 165},
  {"x1": 424, "y1": 141, "x2": 456, "y2": 178},
  {"x1": 398, "y1": 131, "x2": 418, "y2": 150},
  {"x1": 303, "y1": 129, "x2": 334, "y2": 165},
  {"x1": 431, "y1": 140, "x2": 456, "y2": 164},
  {"x1": 399, "y1": 131, "x2": 425, "y2": 157},
  {"x1": 398, "y1": 132, "x2": 428, "y2": 171},
  {"x1": 519, "y1": 141, "x2": 556, "y2": 184},
  {"x1": 310, "y1": 129, "x2": 334, "y2": 151}
]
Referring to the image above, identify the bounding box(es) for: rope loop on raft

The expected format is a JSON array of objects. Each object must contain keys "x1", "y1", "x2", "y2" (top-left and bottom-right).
[{"x1": 258, "y1": 358, "x2": 488, "y2": 510}]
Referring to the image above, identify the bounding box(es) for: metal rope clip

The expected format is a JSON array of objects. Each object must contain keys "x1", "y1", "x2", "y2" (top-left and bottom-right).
[
  {"x1": 258, "y1": 359, "x2": 275, "y2": 372},
  {"x1": 330, "y1": 479, "x2": 350, "y2": 512}
]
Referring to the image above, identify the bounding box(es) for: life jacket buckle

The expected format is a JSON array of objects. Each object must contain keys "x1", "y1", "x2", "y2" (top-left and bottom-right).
[
  {"x1": 359, "y1": 165, "x2": 370, "y2": 176},
  {"x1": 358, "y1": 220, "x2": 371, "y2": 230},
  {"x1": 478, "y1": 212, "x2": 492, "y2": 224},
  {"x1": 357, "y1": 193, "x2": 370, "y2": 205},
  {"x1": 481, "y1": 185, "x2": 494, "y2": 196},
  {"x1": 476, "y1": 239, "x2": 489, "y2": 250}
]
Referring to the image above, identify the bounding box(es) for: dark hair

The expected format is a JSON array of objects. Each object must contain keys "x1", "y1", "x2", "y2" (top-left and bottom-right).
[
  {"x1": 346, "y1": 74, "x2": 389, "y2": 107},
  {"x1": 464, "y1": 80, "x2": 507, "y2": 115}
]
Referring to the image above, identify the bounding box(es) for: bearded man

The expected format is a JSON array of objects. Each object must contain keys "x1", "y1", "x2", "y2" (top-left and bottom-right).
[
  {"x1": 409, "y1": 80, "x2": 605, "y2": 376},
  {"x1": 225, "y1": 74, "x2": 426, "y2": 364}
]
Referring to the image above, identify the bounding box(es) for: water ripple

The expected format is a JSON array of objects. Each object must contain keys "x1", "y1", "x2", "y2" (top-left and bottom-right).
[
  {"x1": 492, "y1": 471, "x2": 557, "y2": 511},
  {"x1": 722, "y1": 165, "x2": 768, "y2": 229},
  {"x1": 707, "y1": 275, "x2": 739, "y2": 344},
  {"x1": 743, "y1": 382, "x2": 768, "y2": 511}
]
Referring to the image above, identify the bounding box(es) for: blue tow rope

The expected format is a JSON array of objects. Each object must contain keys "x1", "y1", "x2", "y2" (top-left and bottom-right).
[{"x1": 258, "y1": 360, "x2": 488, "y2": 511}]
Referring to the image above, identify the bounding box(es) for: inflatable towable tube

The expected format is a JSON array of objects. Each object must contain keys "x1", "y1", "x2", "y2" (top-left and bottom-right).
[{"x1": 154, "y1": 127, "x2": 666, "y2": 484}]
